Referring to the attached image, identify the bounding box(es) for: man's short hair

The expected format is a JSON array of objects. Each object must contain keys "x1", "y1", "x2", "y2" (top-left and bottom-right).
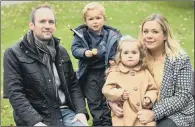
[{"x1": 30, "y1": 4, "x2": 56, "y2": 24}]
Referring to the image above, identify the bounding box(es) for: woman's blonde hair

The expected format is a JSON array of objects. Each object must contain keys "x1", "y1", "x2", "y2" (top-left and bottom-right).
[
  {"x1": 114, "y1": 35, "x2": 147, "y2": 69},
  {"x1": 82, "y1": 2, "x2": 106, "y2": 21},
  {"x1": 139, "y1": 13, "x2": 180, "y2": 59}
]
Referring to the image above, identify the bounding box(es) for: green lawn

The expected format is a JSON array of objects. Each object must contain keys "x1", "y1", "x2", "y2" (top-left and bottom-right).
[{"x1": 1, "y1": 1, "x2": 194, "y2": 126}]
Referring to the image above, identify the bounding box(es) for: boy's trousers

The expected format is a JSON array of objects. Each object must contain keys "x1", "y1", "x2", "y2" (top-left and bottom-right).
[{"x1": 83, "y1": 68, "x2": 112, "y2": 126}]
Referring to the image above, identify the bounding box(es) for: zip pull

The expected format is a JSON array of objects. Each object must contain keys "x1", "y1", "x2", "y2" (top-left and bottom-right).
[{"x1": 56, "y1": 85, "x2": 58, "y2": 98}]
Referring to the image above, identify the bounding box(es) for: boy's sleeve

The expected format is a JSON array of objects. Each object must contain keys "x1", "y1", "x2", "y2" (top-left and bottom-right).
[
  {"x1": 71, "y1": 35, "x2": 88, "y2": 59},
  {"x1": 143, "y1": 70, "x2": 158, "y2": 104},
  {"x1": 102, "y1": 71, "x2": 125, "y2": 101},
  {"x1": 109, "y1": 42, "x2": 118, "y2": 61}
]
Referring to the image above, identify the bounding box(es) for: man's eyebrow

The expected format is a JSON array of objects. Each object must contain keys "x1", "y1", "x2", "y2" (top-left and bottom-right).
[
  {"x1": 38, "y1": 19, "x2": 54, "y2": 21},
  {"x1": 38, "y1": 19, "x2": 46, "y2": 21}
]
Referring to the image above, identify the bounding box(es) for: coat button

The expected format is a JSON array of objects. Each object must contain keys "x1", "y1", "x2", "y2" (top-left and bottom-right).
[
  {"x1": 133, "y1": 87, "x2": 138, "y2": 91},
  {"x1": 136, "y1": 102, "x2": 140, "y2": 106},
  {"x1": 130, "y1": 71, "x2": 135, "y2": 76}
]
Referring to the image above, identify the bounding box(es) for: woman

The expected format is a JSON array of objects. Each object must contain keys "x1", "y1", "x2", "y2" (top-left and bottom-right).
[{"x1": 108, "y1": 13, "x2": 194, "y2": 127}]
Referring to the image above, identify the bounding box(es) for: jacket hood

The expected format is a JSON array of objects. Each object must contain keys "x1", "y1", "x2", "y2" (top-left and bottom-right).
[{"x1": 74, "y1": 24, "x2": 119, "y2": 32}]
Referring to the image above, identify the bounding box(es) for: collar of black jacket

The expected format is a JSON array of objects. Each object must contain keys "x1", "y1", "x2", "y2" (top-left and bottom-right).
[
  {"x1": 19, "y1": 30, "x2": 61, "y2": 64},
  {"x1": 21, "y1": 30, "x2": 60, "y2": 52}
]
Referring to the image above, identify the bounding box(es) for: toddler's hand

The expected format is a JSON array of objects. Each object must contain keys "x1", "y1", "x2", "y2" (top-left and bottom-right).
[
  {"x1": 85, "y1": 50, "x2": 93, "y2": 57},
  {"x1": 121, "y1": 89, "x2": 129, "y2": 100}
]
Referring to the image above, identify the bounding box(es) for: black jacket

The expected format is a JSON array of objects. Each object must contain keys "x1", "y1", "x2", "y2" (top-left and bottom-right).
[
  {"x1": 71, "y1": 24, "x2": 122, "y2": 80},
  {"x1": 3, "y1": 34, "x2": 88, "y2": 126}
]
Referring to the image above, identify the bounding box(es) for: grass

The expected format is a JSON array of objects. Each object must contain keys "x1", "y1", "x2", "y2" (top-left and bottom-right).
[{"x1": 1, "y1": 1, "x2": 194, "y2": 126}]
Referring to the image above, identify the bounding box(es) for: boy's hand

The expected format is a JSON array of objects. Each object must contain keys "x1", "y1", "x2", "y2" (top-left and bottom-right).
[
  {"x1": 121, "y1": 89, "x2": 129, "y2": 100},
  {"x1": 85, "y1": 50, "x2": 93, "y2": 57},
  {"x1": 143, "y1": 97, "x2": 152, "y2": 109},
  {"x1": 92, "y1": 48, "x2": 98, "y2": 55}
]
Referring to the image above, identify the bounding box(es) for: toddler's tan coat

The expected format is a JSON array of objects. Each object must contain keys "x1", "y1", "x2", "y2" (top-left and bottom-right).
[{"x1": 102, "y1": 63, "x2": 158, "y2": 126}]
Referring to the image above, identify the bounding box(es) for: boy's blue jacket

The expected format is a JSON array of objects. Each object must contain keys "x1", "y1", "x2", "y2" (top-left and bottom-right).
[{"x1": 71, "y1": 24, "x2": 122, "y2": 80}]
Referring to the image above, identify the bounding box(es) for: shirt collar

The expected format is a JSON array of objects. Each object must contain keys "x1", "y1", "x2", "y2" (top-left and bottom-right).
[
  {"x1": 88, "y1": 27, "x2": 107, "y2": 36},
  {"x1": 118, "y1": 62, "x2": 142, "y2": 73}
]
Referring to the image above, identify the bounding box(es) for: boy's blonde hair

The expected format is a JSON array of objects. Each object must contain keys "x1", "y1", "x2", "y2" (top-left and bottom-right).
[
  {"x1": 139, "y1": 13, "x2": 180, "y2": 59},
  {"x1": 82, "y1": 2, "x2": 106, "y2": 21},
  {"x1": 115, "y1": 35, "x2": 147, "y2": 69}
]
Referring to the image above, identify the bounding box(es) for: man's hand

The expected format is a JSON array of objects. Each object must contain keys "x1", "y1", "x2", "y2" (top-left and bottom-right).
[
  {"x1": 34, "y1": 122, "x2": 47, "y2": 126},
  {"x1": 72, "y1": 113, "x2": 89, "y2": 126},
  {"x1": 108, "y1": 101, "x2": 123, "y2": 117},
  {"x1": 85, "y1": 50, "x2": 93, "y2": 57},
  {"x1": 137, "y1": 109, "x2": 155, "y2": 124}
]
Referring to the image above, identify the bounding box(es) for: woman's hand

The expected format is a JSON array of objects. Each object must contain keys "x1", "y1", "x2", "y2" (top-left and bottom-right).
[
  {"x1": 109, "y1": 60, "x2": 115, "y2": 66},
  {"x1": 105, "y1": 60, "x2": 116, "y2": 77},
  {"x1": 137, "y1": 109, "x2": 155, "y2": 124},
  {"x1": 108, "y1": 101, "x2": 123, "y2": 117},
  {"x1": 143, "y1": 97, "x2": 152, "y2": 109}
]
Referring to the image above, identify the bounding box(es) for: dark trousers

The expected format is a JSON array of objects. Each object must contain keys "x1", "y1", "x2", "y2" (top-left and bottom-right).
[
  {"x1": 83, "y1": 68, "x2": 112, "y2": 126},
  {"x1": 157, "y1": 118, "x2": 177, "y2": 127}
]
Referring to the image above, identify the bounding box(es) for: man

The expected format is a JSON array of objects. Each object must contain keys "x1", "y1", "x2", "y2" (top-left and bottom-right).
[{"x1": 4, "y1": 4, "x2": 89, "y2": 126}]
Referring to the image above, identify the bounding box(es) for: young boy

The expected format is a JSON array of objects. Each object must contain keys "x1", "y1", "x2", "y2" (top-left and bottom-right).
[{"x1": 71, "y1": 2, "x2": 122, "y2": 126}]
